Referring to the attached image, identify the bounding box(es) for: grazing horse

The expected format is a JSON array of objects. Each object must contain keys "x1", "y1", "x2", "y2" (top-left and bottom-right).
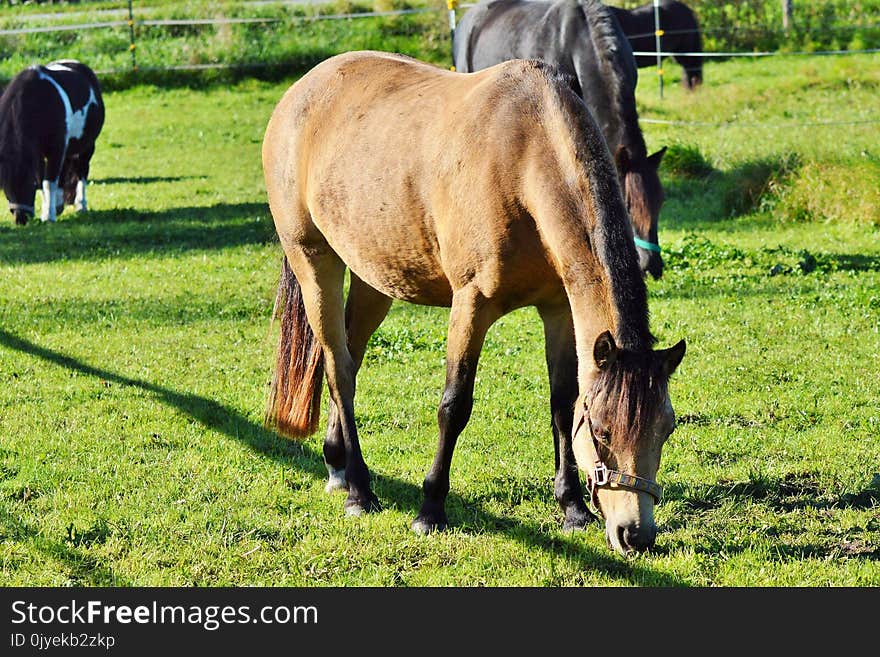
[
  {"x1": 608, "y1": 0, "x2": 703, "y2": 89},
  {"x1": 262, "y1": 51, "x2": 686, "y2": 555},
  {"x1": 0, "y1": 60, "x2": 104, "y2": 225},
  {"x1": 454, "y1": 0, "x2": 667, "y2": 279}
]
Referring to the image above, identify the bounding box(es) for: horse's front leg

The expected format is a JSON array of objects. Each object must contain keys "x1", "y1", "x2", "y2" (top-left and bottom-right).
[
  {"x1": 412, "y1": 287, "x2": 500, "y2": 534},
  {"x1": 40, "y1": 148, "x2": 65, "y2": 223},
  {"x1": 538, "y1": 302, "x2": 596, "y2": 531},
  {"x1": 70, "y1": 145, "x2": 96, "y2": 212},
  {"x1": 40, "y1": 179, "x2": 62, "y2": 223}
]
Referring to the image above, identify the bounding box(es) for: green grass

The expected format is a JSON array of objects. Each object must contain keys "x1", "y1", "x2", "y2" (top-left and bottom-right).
[
  {"x1": 0, "y1": 1, "x2": 451, "y2": 86},
  {"x1": 4, "y1": 0, "x2": 878, "y2": 90},
  {"x1": 0, "y1": 52, "x2": 878, "y2": 586}
]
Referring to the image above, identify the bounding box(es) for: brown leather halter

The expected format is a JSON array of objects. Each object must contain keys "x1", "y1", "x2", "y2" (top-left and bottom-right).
[{"x1": 573, "y1": 395, "x2": 663, "y2": 517}]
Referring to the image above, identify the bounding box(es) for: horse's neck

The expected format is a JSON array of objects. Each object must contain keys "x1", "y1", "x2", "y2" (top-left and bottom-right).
[
  {"x1": 591, "y1": 84, "x2": 645, "y2": 160},
  {"x1": 571, "y1": 3, "x2": 646, "y2": 159},
  {"x1": 530, "y1": 108, "x2": 652, "y2": 388}
]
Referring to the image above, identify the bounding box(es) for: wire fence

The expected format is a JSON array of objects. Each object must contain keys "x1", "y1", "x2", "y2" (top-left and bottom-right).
[
  {"x1": 3, "y1": 2, "x2": 878, "y2": 60},
  {"x1": 631, "y1": 47, "x2": 880, "y2": 57},
  {"x1": 1, "y1": 0, "x2": 878, "y2": 127}
]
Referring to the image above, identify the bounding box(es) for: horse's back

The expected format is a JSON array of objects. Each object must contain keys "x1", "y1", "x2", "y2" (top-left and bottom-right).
[
  {"x1": 49, "y1": 60, "x2": 103, "y2": 101},
  {"x1": 264, "y1": 52, "x2": 590, "y2": 307},
  {"x1": 454, "y1": 0, "x2": 637, "y2": 143},
  {"x1": 42, "y1": 60, "x2": 103, "y2": 113},
  {"x1": 454, "y1": 0, "x2": 578, "y2": 75}
]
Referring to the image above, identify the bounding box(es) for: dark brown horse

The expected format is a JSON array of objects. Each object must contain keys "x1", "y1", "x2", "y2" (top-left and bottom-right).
[
  {"x1": 609, "y1": 0, "x2": 704, "y2": 89},
  {"x1": 262, "y1": 51, "x2": 685, "y2": 555},
  {"x1": 453, "y1": 0, "x2": 667, "y2": 278}
]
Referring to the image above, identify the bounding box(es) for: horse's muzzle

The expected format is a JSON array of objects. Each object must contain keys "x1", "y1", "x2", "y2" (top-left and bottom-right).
[
  {"x1": 684, "y1": 73, "x2": 703, "y2": 90},
  {"x1": 610, "y1": 522, "x2": 657, "y2": 554},
  {"x1": 12, "y1": 209, "x2": 31, "y2": 226}
]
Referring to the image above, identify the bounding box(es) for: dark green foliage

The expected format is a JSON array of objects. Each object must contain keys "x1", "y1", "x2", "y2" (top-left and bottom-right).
[{"x1": 662, "y1": 143, "x2": 714, "y2": 178}]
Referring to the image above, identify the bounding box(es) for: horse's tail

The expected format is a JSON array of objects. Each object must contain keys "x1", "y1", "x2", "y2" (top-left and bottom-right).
[{"x1": 265, "y1": 256, "x2": 324, "y2": 438}]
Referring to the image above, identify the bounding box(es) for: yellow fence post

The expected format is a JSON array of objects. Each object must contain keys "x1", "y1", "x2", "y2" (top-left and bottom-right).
[
  {"x1": 653, "y1": 0, "x2": 663, "y2": 99},
  {"x1": 127, "y1": 0, "x2": 138, "y2": 71},
  {"x1": 448, "y1": 0, "x2": 458, "y2": 70}
]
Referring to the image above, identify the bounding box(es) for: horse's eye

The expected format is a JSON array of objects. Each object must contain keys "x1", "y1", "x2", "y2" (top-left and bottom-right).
[{"x1": 598, "y1": 429, "x2": 612, "y2": 445}]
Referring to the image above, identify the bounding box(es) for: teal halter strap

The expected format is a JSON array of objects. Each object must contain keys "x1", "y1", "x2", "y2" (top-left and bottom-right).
[{"x1": 634, "y1": 237, "x2": 661, "y2": 253}]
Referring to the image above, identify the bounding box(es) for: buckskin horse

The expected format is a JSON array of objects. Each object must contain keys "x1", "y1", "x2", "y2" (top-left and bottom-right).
[
  {"x1": 262, "y1": 51, "x2": 685, "y2": 555},
  {"x1": 0, "y1": 59, "x2": 104, "y2": 225},
  {"x1": 453, "y1": 0, "x2": 667, "y2": 278},
  {"x1": 608, "y1": 0, "x2": 703, "y2": 89}
]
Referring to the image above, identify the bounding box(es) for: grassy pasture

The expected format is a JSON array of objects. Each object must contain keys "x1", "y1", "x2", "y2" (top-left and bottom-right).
[{"x1": 0, "y1": 47, "x2": 879, "y2": 585}]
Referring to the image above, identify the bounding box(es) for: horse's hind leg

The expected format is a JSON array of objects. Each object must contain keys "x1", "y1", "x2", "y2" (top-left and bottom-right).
[
  {"x1": 64, "y1": 145, "x2": 94, "y2": 212},
  {"x1": 323, "y1": 273, "x2": 392, "y2": 493},
  {"x1": 287, "y1": 248, "x2": 381, "y2": 515},
  {"x1": 75, "y1": 144, "x2": 95, "y2": 212},
  {"x1": 538, "y1": 302, "x2": 595, "y2": 530},
  {"x1": 413, "y1": 286, "x2": 501, "y2": 534},
  {"x1": 39, "y1": 147, "x2": 66, "y2": 223}
]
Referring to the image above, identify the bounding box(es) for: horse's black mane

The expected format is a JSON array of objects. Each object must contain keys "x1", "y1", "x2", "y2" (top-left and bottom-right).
[
  {"x1": 577, "y1": 0, "x2": 648, "y2": 160},
  {"x1": 547, "y1": 64, "x2": 655, "y2": 353},
  {"x1": 0, "y1": 68, "x2": 38, "y2": 188}
]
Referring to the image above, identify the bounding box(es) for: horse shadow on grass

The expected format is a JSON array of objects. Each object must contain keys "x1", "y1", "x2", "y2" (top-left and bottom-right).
[
  {"x1": 0, "y1": 509, "x2": 130, "y2": 586},
  {"x1": 0, "y1": 328, "x2": 688, "y2": 586},
  {"x1": 659, "y1": 474, "x2": 880, "y2": 561},
  {"x1": 99, "y1": 53, "x2": 335, "y2": 93},
  {"x1": 91, "y1": 175, "x2": 208, "y2": 185},
  {"x1": 0, "y1": 202, "x2": 276, "y2": 265},
  {"x1": 659, "y1": 155, "x2": 799, "y2": 233},
  {"x1": 667, "y1": 472, "x2": 880, "y2": 514}
]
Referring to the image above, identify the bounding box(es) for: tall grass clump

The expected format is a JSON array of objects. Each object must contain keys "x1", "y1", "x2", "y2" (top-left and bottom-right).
[{"x1": 774, "y1": 160, "x2": 880, "y2": 225}]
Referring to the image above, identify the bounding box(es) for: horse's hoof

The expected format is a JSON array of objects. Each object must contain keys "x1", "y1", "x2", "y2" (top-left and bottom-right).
[
  {"x1": 344, "y1": 494, "x2": 381, "y2": 516},
  {"x1": 75, "y1": 203, "x2": 87, "y2": 213},
  {"x1": 562, "y1": 507, "x2": 597, "y2": 532},
  {"x1": 324, "y1": 468, "x2": 348, "y2": 493},
  {"x1": 411, "y1": 515, "x2": 448, "y2": 535}
]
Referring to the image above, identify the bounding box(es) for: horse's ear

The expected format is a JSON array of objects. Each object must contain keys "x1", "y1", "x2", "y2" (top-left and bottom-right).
[
  {"x1": 593, "y1": 330, "x2": 618, "y2": 371},
  {"x1": 614, "y1": 145, "x2": 631, "y2": 177},
  {"x1": 659, "y1": 339, "x2": 686, "y2": 377},
  {"x1": 648, "y1": 146, "x2": 667, "y2": 168}
]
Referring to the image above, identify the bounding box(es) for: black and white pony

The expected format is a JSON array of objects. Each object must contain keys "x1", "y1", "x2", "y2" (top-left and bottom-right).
[{"x1": 0, "y1": 60, "x2": 104, "y2": 225}]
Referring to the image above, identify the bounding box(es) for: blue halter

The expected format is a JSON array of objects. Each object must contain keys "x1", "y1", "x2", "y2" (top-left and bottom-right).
[{"x1": 634, "y1": 236, "x2": 661, "y2": 253}]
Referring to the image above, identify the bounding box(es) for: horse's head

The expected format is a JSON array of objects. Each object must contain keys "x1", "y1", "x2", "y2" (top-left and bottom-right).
[
  {"x1": 0, "y1": 155, "x2": 37, "y2": 225},
  {"x1": 682, "y1": 64, "x2": 703, "y2": 90},
  {"x1": 573, "y1": 330, "x2": 685, "y2": 555},
  {"x1": 615, "y1": 146, "x2": 666, "y2": 280}
]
